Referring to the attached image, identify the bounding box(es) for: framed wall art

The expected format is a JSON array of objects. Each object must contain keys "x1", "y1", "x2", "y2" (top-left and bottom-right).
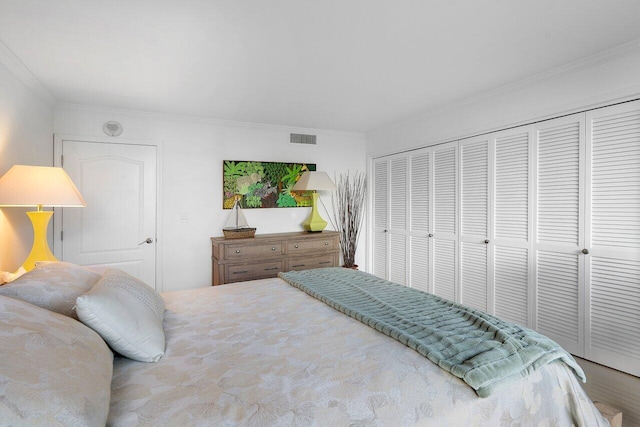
[{"x1": 223, "y1": 160, "x2": 316, "y2": 209}]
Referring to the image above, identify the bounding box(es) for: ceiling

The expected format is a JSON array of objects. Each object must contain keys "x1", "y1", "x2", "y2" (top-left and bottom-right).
[{"x1": 1, "y1": 0, "x2": 640, "y2": 133}]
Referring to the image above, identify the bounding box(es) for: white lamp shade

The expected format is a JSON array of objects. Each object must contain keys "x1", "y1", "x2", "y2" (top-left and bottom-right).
[
  {"x1": 292, "y1": 171, "x2": 336, "y2": 191},
  {"x1": 0, "y1": 165, "x2": 86, "y2": 207}
]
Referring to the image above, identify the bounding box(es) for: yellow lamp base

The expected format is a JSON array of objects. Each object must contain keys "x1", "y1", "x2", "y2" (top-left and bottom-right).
[
  {"x1": 22, "y1": 210, "x2": 58, "y2": 271},
  {"x1": 302, "y1": 192, "x2": 328, "y2": 232}
]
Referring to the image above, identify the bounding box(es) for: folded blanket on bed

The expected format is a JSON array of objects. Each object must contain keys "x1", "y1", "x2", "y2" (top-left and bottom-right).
[{"x1": 279, "y1": 267, "x2": 586, "y2": 397}]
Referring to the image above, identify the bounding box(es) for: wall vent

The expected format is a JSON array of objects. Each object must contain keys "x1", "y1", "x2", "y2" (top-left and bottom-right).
[{"x1": 290, "y1": 133, "x2": 317, "y2": 145}]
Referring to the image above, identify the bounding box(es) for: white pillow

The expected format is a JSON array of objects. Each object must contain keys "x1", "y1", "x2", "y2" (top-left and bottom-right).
[
  {"x1": 0, "y1": 261, "x2": 101, "y2": 318},
  {"x1": 76, "y1": 268, "x2": 166, "y2": 362},
  {"x1": 0, "y1": 295, "x2": 113, "y2": 426}
]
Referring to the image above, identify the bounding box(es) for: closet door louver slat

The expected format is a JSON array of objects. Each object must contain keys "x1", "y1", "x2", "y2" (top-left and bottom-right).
[
  {"x1": 460, "y1": 242, "x2": 487, "y2": 311},
  {"x1": 373, "y1": 161, "x2": 388, "y2": 229},
  {"x1": 390, "y1": 157, "x2": 407, "y2": 231},
  {"x1": 389, "y1": 234, "x2": 407, "y2": 285},
  {"x1": 434, "y1": 239, "x2": 456, "y2": 301},
  {"x1": 494, "y1": 246, "x2": 529, "y2": 326},
  {"x1": 461, "y1": 140, "x2": 488, "y2": 237},
  {"x1": 537, "y1": 250, "x2": 581, "y2": 353},
  {"x1": 410, "y1": 236, "x2": 430, "y2": 292},
  {"x1": 495, "y1": 132, "x2": 530, "y2": 241}
]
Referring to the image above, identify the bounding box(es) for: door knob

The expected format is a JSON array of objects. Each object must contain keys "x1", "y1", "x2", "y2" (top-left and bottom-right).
[
  {"x1": 138, "y1": 237, "x2": 154, "y2": 245},
  {"x1": 582, "y1": 248, "x2": 589, "y2": 255},
  {"x1": 484, "y1": 239, "x2": 490, "y2": 244}
]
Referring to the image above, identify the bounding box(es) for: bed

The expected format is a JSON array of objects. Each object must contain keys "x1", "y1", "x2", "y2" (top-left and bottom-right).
[{"x1": 0, "y1": 262, "x2": 608, "y2": 426}]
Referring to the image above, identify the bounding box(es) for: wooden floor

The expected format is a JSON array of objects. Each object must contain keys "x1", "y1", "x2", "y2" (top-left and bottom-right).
[{"x1": 576, "y1": 357, "x2": 640, "y2": 427}]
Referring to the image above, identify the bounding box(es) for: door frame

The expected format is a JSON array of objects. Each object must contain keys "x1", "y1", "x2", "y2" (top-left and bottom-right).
[{"x1": 52, "y1": 134, "x2": 164, "y2": 291}]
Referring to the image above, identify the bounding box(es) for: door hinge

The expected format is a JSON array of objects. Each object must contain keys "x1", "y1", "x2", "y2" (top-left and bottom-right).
[
  {"x1": 61, "y1": 155, "x2": 64, "y2": 167},
  {"x1": 60, "y1": 230, "x2": 63, "y2": 241}
]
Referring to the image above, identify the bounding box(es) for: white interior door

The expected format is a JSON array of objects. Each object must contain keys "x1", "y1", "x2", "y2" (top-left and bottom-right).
[{"x1": 54, "y1": 140, "x2": 157, "y2": 288}]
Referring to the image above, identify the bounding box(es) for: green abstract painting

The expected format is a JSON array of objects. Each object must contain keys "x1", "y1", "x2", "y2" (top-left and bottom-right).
[{"x1": 223, "y1": 160, "x2": 316, "y2": 209}]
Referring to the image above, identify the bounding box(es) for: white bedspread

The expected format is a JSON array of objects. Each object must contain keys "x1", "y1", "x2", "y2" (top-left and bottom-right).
[{"x1": 108, "y1": 278, "x2": 607, "y2": 426}]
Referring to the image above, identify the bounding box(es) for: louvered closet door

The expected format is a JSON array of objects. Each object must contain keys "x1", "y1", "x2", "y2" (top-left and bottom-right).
[
  {"x1": 372, "y1": 158, "x2": 389, "y2": 279},
  {"x1": 409, "y1": 149, "x2": 432, "y2": 292},
  {"x1": 493, "y1": 127, "x2": 533, "y2": 327},
  {"x1": 459, "y1": 136, "x2": 490, "y2": 312},
  {"x1": 432, "y1": 142, "x2": 458, "y2": 301},
  {"x1": 585, "y1": 101, "x2": 640, "y2": 376},
  {"x1": 533, "y1": 114, "x2": 585, "y2": 355},
  {"x1": 388, "y1": 155, "x2": 409, "y2": 285}
]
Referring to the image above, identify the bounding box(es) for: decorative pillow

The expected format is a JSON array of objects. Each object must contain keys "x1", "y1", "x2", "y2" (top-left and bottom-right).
[
  {"x1": 0, "y1": 261, "x2": 101, "y2": 318},
  {"x1": 76, "y1": 268, "x2": 166, "y2": 362},
  {"x1": 0, "y1": 295, "x2": 113, "y2": 426}
]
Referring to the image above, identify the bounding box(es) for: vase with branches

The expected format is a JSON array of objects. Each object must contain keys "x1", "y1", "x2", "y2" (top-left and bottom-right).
[{"x1": 329, "y1": 171, "x2": 366, "y2": 268}]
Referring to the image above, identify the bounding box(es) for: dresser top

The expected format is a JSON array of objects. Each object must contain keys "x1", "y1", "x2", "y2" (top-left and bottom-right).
[{"x1": 211, "y1": 230, "x2": 339, "y2": 244}]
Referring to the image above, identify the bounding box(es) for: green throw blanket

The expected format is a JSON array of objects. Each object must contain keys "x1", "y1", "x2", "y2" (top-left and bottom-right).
[{"x1": 279, "y1": 267, "x2": 585, "y2": 397}]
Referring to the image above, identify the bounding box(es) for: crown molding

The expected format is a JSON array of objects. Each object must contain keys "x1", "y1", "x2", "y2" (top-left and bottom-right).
[
  {"x1": 0, "y1": 39, "x2": 56, "y2": 107},
  {"x1": 55, "y1": 102, "x2": 366, "y2": 139},
  {"x1": 371, "y1": 38, "x2": 640, "y2": 137}
]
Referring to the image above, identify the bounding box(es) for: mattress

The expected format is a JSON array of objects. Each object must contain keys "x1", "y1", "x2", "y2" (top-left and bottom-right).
[{"x1": 108, "y1": 277, "x2": 607, "y2": 426}]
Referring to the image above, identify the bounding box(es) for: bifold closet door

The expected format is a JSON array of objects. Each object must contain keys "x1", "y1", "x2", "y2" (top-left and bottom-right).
[
  {"x1": 388, "y1": 156, "x2": 409, "y2": 285},
  {"x1": 458, "y1": 127, "x2": 533, "y2": 324},
  {"x1": 459, "y1": 136, "x2": 491, "y2": 312},
  {"x1": 372, "y1": 159, "x2": 389, "y2": 279},
  {"x1": 371, "y1": 155, "x2": 409, "y2": 285},
  {"x1": 492, "y1": 127, "x2": 533, "y2": 327},
  {"x1": 432, "y1": 142, "x2": 458, "y2": 301},
  {"x1": 408, "y1": 149, "x2": 432, "y2": 292},
  {"x1": 585, "y1": 100, "x2": 640, "y2": 376},
  {"x1": 533, "y1": 113, "x2": 585, "y2": 355}
]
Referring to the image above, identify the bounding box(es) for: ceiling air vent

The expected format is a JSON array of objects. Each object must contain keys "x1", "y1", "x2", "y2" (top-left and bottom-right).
[{"x1": 290, "y1": 133, "x2": 317, "y2": 145}]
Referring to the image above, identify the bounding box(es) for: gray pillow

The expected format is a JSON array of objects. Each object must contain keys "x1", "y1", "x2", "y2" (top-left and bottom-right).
[
  {"x1": 0, "y1": 261, "x2": 101, "y2": 318},
  {"x1": 76, "y1": 268, "x2": 166, "y2": 362},
  {"x1": 0, "y1": 295, "x2": 113, "y2": 426}
]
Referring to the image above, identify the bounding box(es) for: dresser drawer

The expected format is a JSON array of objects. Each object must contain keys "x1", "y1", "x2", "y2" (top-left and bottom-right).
[
  {"x1": 225, "y1": 242, "x2": 283, "y2": 260},
  {"x1": 225, "y1": 260, "x2": 284, "y2": 283},
  {"x1": 287, "y1": 237, "x2": 336, "y2": 253},
  {"x1": 287, "y1": 254, "x2": 336, "y2": 271}
]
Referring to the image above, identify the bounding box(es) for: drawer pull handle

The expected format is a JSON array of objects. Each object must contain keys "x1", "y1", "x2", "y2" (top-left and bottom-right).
[
  {"x1": 235, "y1": 249, "x2": 241, "y2": 254},
  {"x1": 324, "y1": 242, "x2": 329, "y2": 245},
  {"x1": 232, "y1": 270, "x2": 248, "y2": 274},
  {"x1": 294, "y1": 244, "x2": 299, "y2": 248},
  {"x1": 292, "y1": 264, "x2": 304, "y2": 267},
  {"x1": 264, "y1": 267, "x2": 280, "y2": 271},
  {"x1": 319, "y1": 261, "x2": 331, "y2": 265},
  {"x1": 272, "y1": 247, "x2": 276, "y2": 251}
]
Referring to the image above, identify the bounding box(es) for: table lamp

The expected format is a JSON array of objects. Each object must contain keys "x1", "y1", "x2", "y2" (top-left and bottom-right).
[
  {"x1": 292, "y1": 171, "x2": 336, "y2": 232},
  {"x1": 0, "y1": 165, "x2": 86, "y2": 271}
]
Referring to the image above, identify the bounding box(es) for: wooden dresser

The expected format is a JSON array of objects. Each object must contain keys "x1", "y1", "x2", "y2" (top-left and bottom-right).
[{"x1": 211, "y1": 231, "x2": 339, "y2": 285}]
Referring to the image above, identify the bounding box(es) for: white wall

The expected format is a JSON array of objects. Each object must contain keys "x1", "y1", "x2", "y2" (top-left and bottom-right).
[
  {"x1": 368, "y1": 41, "x2": 640, "y2": 156},
  {"x1": 54, "y1": 105, "x2": 367, "y2": 291},
  {"x1": 0, "y1": 59, "x2": 53, "y2": 272}
]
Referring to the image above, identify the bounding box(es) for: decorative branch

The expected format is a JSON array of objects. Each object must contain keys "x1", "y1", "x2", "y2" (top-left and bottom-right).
[{"x1": 330, "y1": 171, "x2": 366, "y2": 268}]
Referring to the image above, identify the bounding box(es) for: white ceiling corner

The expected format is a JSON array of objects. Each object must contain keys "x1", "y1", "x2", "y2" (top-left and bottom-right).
[{"x1": 0, "y1": 39, "x2": 55, "y2": 106}]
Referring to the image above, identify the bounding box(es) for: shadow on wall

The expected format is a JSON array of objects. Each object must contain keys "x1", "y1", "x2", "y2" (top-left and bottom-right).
[{"x1": 0, "y1": 207, "x2": 31, "y2": 272}]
